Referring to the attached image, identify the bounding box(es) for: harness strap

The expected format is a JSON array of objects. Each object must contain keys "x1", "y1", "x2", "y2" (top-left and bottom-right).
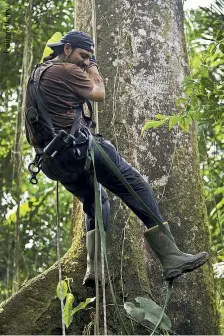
[
  {"x1": 70, "y1": 105, "x2": 83, "y2": 136},
  {"x1": 90, "y1": 146, "x2": 130, "y2": 335},
  {"x1": 90, "y1": 144, "x2": 174, "y2": 335},
  {"x1": 92, "y1": 137, "x2": 175, "y2": 242},
  {"x1": 32, "y1": 63, "x2": 56, "y2": 137}
]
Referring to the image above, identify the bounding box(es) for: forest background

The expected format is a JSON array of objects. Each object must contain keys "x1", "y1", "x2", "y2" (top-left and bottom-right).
[{"x1": 0, "y1": 0, "x2": 223, "y2": 334}]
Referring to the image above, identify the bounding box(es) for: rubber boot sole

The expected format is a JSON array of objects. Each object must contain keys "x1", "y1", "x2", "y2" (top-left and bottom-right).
[{"x1": 164, "y1": 252, "x2": 209, "y2": 281}]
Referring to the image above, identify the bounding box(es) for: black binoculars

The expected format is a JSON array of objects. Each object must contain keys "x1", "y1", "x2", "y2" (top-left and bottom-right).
[{"x1": 44, "y1": 130, "x2": 76, "y2": 158}]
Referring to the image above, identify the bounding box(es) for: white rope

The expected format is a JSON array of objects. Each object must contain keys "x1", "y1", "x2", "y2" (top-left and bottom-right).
[
  {"x1": 91, "y1": 1, "x2": 100, "y2": 334},
  {"x1": 91, "y1": 0, "x2": 107, "y2": 334},
  {"x1": 56, "y1": 182, "x2": 66, "y2": 336}
]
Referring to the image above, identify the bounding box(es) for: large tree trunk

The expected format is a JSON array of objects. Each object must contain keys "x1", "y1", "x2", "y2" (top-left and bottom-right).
[
  {"x1": 0, "y1": 0, "x2": 220, "y2": 335},
  {"x1": 78, "y1": 0, "x2": 220, "y2": 334}
]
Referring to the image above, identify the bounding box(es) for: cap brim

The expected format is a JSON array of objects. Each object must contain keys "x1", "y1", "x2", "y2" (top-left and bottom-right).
[{"x1": 47, "y1": 41, "x2": 63, "y2": 48}]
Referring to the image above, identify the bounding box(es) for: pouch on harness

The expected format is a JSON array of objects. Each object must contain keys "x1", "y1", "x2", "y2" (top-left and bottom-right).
[{"x1": 26, "y1": 61, "x2": 94, "y2": 184}]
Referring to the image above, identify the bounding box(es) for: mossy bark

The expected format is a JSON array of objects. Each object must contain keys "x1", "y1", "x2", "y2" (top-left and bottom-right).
[
  {"x1": 77, "y1": 0, "x2": 219, "y2": 334},
  {"x1": 0, "y1": 0, "x2": 220, "y2": 335}
]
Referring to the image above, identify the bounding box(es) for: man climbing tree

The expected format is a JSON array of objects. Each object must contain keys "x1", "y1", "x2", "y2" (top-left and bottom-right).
[{"x1": 25, "y1": 30, "x2": 209, "y2": 287}]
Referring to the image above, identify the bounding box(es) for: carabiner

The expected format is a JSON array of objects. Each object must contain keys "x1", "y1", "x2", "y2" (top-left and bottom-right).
[{"x1": 28, "y1": 162, "x2": 41, "y2": 174}]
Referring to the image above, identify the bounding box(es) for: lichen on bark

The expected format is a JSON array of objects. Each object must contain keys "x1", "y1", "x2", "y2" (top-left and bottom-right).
[{"x1": 0, "y1": 0, "x2": 220, "y2": 334}]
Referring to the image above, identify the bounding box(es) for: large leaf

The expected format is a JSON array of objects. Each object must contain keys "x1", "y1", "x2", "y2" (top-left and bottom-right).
[
  {"x1": 124, "y1": 297, "x2": 171, "y2": 331},
  {"x1": 124, "y1": 302, "x2": 145, "y2": 323},
  {"x1": 40, "y1": 32, "x2": 63, "y2": 63},
  {"x1": 141, "y1": 119, "x2": 166, "y2": 135},
  {"x1": 64, "y1": 293, "x2": 75, "y2": 329}
]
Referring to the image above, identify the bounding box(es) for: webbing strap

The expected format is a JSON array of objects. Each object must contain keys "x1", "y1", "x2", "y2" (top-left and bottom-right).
[
  {"x1": 32, "y1": 64, "x2": 56, "y2": 136},
  {"x1": 90, "y1": 145, "x2": 174, "y2": 335},
  {"x1": 92, "y1": 138, "x2": 175, "y2": 242},
  {"x1": 70, "y1": 106, "x2": 83, "y2": 136},
  {"x1": 90, "y1": 147, "x2": 130, "y2": 335}
]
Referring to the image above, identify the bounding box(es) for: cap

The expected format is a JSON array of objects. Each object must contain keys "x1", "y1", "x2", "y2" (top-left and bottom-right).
[{"x1": 47, "y1": 30, "x2": 94, "y2": 53}]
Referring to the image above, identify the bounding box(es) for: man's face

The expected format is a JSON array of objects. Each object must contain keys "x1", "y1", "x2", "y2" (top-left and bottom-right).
[{"x1": 64, "y1": 44, "x2": 92, "y2": 69}]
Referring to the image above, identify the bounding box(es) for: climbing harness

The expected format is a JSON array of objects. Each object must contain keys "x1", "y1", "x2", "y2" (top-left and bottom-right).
[{"x1": 27, "y1": 62, "x2": 94, "y2": 185}]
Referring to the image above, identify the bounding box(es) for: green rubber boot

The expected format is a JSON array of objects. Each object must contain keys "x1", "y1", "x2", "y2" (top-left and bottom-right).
[
  {"x1": 144, "y1": 223, "x2": 209, "y2": 281},
  {"x1": 83, "y1": 229, "x2": 101, "y2": 287}
]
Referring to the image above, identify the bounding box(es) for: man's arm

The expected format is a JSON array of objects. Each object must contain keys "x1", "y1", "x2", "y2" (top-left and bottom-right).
[{"x1": 85, "y1": 66, "x2": 105, "y2": 102}]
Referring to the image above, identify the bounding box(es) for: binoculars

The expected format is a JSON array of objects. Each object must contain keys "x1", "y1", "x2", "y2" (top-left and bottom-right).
[{"x1": 44, "y1": 130, "x2": 76, "y2": 158}]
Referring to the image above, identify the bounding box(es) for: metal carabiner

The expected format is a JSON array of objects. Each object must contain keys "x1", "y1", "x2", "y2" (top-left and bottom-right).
[
  {"x1": 28, "y1": 154, "x2": 42, "y2": 184},
  {"x1": 29, "y1": 175, "x2": 38, "y2": 185},
  {"x1": 28, "y1": 162, "x2": 41, "y2": 174}
]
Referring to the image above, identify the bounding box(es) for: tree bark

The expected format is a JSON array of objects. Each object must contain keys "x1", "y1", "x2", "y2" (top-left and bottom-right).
[
  {"x1": 77, "y1": 0, "x2": 220, "y2": 334},
  {"x1": 0, "y1": 0, "x2": 220, "y2": 335}
]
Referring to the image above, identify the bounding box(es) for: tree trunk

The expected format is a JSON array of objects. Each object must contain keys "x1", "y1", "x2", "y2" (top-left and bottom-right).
[
  {"x1": 78, "y1": 0, "x2": 220, "y2": 334},
  {"x1": 0, "y1": 0, "x2": 220, "y2": 335}
]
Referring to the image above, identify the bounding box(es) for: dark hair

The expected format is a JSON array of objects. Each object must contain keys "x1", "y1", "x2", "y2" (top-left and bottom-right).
[
  {"x1": 43, "y1": 44, "x2": 78, "y2": 62},
  {"x1": 43, "y1": 44, "x2": 65, "y2": 62}
]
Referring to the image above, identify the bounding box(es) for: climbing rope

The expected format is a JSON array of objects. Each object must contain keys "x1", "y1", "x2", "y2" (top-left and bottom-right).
[
  {"x1": 91, "y1": 0, "x2": 108, "y2": 334},
  {"x1": 90, "y1": 147, "x2": 131, "y2": 335},
  {"x1": 91, "y1": 138, "x2": 174, "y2": 335},
  {"x1": 56, "y1": 182, "x2": 66, "y2": 336}
]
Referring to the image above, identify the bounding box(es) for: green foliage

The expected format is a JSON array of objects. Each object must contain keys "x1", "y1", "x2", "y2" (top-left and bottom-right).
[
  {"x1": 56, "y1": 279, "x2": 95, "y2": 329},
  {"x1": 0, "y1": 0, "x2": 75, "y2": 301},
  {"x1": 56, "y1": 280, "x2": 68, "y2": 300},
  {"x1": 124, "y1": 297, "x2": 171, "y2": 331},
  {"x1": 185, "y1": 3, "x2": 224, "y2": 263},
  {"x1": 40, "y1": 32, "x2": 62, "y2": 63},
  {"x1": 141, "y1": 113, "x2": 193, "y2": 135},
  {"x1": 71, "y1": 297, "x2": 96, "y2": 316}
]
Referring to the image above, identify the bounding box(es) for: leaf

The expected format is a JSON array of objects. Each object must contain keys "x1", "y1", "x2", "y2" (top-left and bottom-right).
[
  {"x1": 141, "y1": 119, "x2": 166, "y2": 135},
  {"x1": 176, "y1": 97, "x2": 186, "y2": 107},
  {"x1": 168, "y1": 116, "x2": 180, "y2": 130},
  {"x1": 71, "y1": 297, "x2": 96, "y2": 316},
  {"x1": 56, "y1": 280, "x2": 68, "y2": 300},
  {"x1": 40, "y1": 32, "x2": 63, "y2": 63},
  {"x1": 155, "y1": 113, "x2": 167, "y2": 120},
  {"x1": 64, "y1": 293, "x2": 75, "y2": 328},
  {"x1": 179, "y1": 116, "x2": 192, "y2": 132},
  {"x1": 136, "y1": 297, "x2": 171, "y2": 330},
  {"x1": 200, "y1": 77, "x2": 214, "y2": 90},
  {"x1": 124, "y1": 302, "x2": 145, "y2": 323},
  {"x1": 124, "y1": 297, "x2": 171, "y2": 331},
  {"x1": 219, "y1": 44, "x2": 224, "y2": 53},
  {"x1": 214, "y1": 186, "x2": 224, "y2": 195}
]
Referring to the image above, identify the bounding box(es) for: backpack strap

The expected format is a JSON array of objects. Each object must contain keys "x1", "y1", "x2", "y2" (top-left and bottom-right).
[
  {"x1": 31, "y1": 62, "x2": 94, "y2": 139},
  {"x1": 31, "y1": 62, "x2": 56, "y2": 137}
]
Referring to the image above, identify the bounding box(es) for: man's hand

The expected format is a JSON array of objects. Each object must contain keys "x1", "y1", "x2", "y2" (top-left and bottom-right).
[{"x1": 86, "y1": 62, "x2": 105, "y2": 102}]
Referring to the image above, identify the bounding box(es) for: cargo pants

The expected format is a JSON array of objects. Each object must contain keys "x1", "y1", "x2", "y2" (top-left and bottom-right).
[{"x1": 41, "y1": 136, "x2": 164, "y2": 232}]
